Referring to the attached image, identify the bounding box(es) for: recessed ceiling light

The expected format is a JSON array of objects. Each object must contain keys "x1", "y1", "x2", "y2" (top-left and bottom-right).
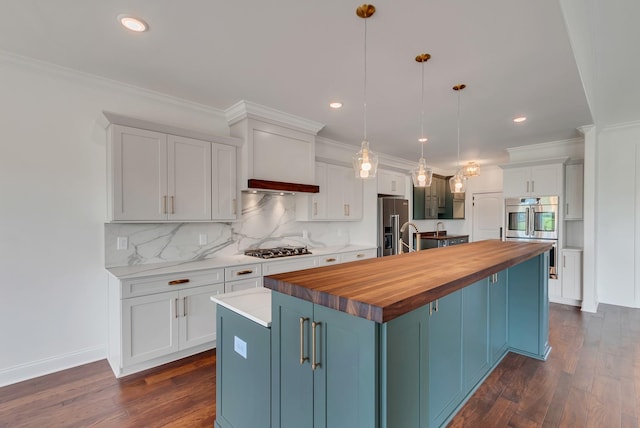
[
  {"x1": 118, "y1": 14, "x2": 149, "y2": 32},
  {"x1": 513, "y1": 116, "x2": 527, "y2": 123},
  {"x1": 329, "y1": 102, "x2": 343, "y2": 109},
  {"x1": 418, "y1": 137, "x2": 428, "y2": 143}
]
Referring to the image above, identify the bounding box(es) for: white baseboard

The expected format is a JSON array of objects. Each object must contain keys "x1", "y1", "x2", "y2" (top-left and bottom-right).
[{"x1": 0, "y1": 345, "x2": 106, "y2": 387}]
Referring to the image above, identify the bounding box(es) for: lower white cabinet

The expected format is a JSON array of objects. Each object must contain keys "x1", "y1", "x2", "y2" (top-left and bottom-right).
[
  {"x1": 108, "y1": 268, "x2": 224, "y2": 377},
  {"x1": 224, "y1": 263, "x2": 263, "y2": 291},
  {"x1": 562, "y1": 249, "x2": 583, "y2": 301}
]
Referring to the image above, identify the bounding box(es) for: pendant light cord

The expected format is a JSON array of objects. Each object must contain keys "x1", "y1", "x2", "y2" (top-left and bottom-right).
[
  {"x1": 363, "y1": 18, "x2": 368, "y2": 141},
  {"x1": 456, "y1": 88, "x2": 461, "y2": 169},
  {"x1": 420, "y1": 60, "x2": 425, "y2": 158}
]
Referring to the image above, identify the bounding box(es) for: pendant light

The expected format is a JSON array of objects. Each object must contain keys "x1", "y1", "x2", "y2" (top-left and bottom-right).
[
  {"x1": 449, "y1": 84, "x2": 467, "y2": 194},
  {"x1": 411, "y1": 53, "x2": 433, "y2": 188},
  {"x1": 352, "y1": 4, "x2": 379, "y2": 179},
  {"x1": 463, "y1": 161, "x2": 480, "y2": 177}
]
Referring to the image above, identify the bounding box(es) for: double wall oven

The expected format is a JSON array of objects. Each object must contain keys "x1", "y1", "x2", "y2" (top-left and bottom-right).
[{"x1": 505, "y1": 196, "x2": 559, "y2": 279}]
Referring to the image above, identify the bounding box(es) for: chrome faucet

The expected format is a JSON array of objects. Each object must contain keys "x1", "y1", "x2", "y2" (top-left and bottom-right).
[
  {"x1": 399, "y1": 222, "x2": 420, "y2": 253},
  {"x1": 436, "y1": 221, "x2": 445, "y2": 238}
]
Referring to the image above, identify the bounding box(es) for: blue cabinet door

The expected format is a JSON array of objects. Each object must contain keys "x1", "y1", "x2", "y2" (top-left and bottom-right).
[
  {"x1": 313, "y1": 304, "x2": 378, "y2": 428},
  {"x1": 428, "y1": 289, "x2": 463, "y2": 428},
  {"x1": 462, "y1": 279, "x2": 490, "y2": 391},
  {"x1": 489, "y1": 270, "x2": 508, "y2": 364},
  {"x1": 271, "y1": 292, "x2": 314, "y2": 428}
]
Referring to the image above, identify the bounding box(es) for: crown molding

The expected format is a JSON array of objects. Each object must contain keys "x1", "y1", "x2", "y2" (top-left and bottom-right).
[
  {"x1": 506, "y1": 137, "x2": 584, "y2": 163},
  {"x1": 225, "y1": 100, "x2": 325, "y2": 135},
  {"x1": 601, "y1": 119, "x2": 640, "y2": 132}
]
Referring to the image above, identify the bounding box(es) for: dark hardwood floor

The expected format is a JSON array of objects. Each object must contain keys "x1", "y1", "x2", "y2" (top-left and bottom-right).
[{"x1": 0, "y1": 303, "x2": 638, "y2": 427}]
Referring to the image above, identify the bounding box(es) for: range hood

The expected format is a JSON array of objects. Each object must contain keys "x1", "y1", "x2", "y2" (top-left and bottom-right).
[
  {"x1": 247, "y1": 179, "x2": 319, "y2": 194},
  {"x1": 226, "y1": 101, "x2": 325, "y2": 195}
]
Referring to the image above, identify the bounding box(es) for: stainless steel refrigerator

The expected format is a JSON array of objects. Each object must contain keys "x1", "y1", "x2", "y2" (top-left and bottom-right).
[{"x1": 377, "y1": 197, "x2": 409, "y2": 257}]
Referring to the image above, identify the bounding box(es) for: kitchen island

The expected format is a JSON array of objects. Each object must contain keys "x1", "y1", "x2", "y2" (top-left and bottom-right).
[{"x1": 216, "y1": 240, "x2": 552, "y2": 428}]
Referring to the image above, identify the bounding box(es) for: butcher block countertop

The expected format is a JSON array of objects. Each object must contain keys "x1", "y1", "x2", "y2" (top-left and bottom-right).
[{"x1": 264, "y1": 240, "x2": 552, "y2": 323}]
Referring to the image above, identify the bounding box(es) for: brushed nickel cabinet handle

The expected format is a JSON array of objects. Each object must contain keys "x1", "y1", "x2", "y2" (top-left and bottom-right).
[
  {"x1": 236, "y1": 270, "x2": 253, "y2": 276},
  {"x1": 183, "y1": 296, "x2": 187, "y2": 317},
  {"x1": 312, "y1": 321, "x2": 321, "y2": 370},
  {"x1": 566, "y1": 203, "x2": 569, "y2": 215},
  {"x1": 429, "y1": 302, "x2": 433, "y2": 316},
  {"x1": 325, "y1": 258, "x2": 337, "y2": 263},
  {"x1": 170, "y1": 196, "x2": 175, "y2": 214},
  {"x1": 163, "y1": 195, "x2": 167, "y2": 214},
  {"x1": 434, "y1": 299, "x2": 439, "y2": 313},
  {"x1": 531, "y1": 181, "x2": 535, "y2": 193},
  {"x1": 168, "y1": 279, "x2": 190, "y2": 286},
  {"x1": 391, "y1": 180, "x2": 397, "y2": 192},
  {"x1": 299, "y1": 317, "x2": 309, "y2": 365},
  {"x1": 175, "y1": 298, "x2": 179, "y2": 319}
]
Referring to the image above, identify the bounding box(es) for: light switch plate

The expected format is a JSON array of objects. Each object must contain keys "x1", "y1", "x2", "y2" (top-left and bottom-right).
[
  {"x1": 234, "y1": 336, "x2": 247, "y2": 359},
  {"x1": 116, "y1": 237, "x2": 128, "y2": 250},
  {"x1": 199, "y1": 233, "x2": 207, "y2": 246}
]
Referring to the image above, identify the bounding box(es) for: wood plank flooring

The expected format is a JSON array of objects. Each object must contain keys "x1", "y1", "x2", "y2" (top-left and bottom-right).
[{"x1": 0, "y1": 303, "x2": 638, "y2": 427}]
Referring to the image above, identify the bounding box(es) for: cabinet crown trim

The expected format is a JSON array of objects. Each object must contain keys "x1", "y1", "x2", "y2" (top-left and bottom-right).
[
  {"x1": 224, "y1": 100, "x2": 325, "y2": 135},
  {"x1": 499, "y1": 157, "x2": 569, "y2": 169}
]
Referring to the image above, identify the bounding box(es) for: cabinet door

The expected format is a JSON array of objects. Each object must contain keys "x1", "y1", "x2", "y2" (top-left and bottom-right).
[
  {"x1": 565, "y1": 163, "x2": 584, "y2": 220},
  {"x1": 167, "y1": 135, "x2": 212, "y2": 221},
  {"x1": 562, "y1": 250, "x2": 583, "y2": 300},
  {"x1": 344, "y1": 169, "x2": 363, "y2": 219},
  {"x1": 312, "y1": 162, "x2": 328, "y2": 220},
  {"x1": 212, "y1": 142, "x2": 238, "y2": 220},
  {"x1": 502, "y1": 168, "x2": 531, "y2": 197},
  {"x1": 225, "y1": 277, "x2": 262, "y2": 292},
  {"x1": 122, "y1": 291, "x2": 179, "y2": 366},
  {"x1": 271, "y1": 293, "x2": 315, "y2": 428},
  {"x1": 313, "y1": 304, "x2": 377, "y2": 428},
  {"x1": 428, "y1": 290, "x2": 463, "y2": 428},
  {"x1": 110, "y1": 125, "x2": 168, "y2": 221},
  {"x1": 179, "y1": 283, "x2": 224, "y2": 349},
  {"x1": 489, "y1": 271, "x2": 508, "y2": 364},
  {"x1": 530, "y1": 164, "x2": 562, "y2": 196},
  {"x1": 378, "y1": 170, "x2": 405, "y2": 196},
  {"x1": 326, "y1": 164, "x2": 346, "y2": 220},
  {"x1": 462, "y1": 279, "x2": 490, "y2": 391}
]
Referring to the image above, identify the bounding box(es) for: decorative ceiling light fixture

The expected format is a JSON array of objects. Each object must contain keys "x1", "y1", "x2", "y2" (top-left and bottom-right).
[
  {"x1": 411, "y1": 53, "x2": 433, "y2": 188},
  {"x1": 117, "y1": 14, "x2": 149, "y2": 32},
  {"x1": 463, "y1": 161, "x2": 480, "y2": 177},
  {"x1": 352, "y1": 4, "x2": 379, "y2": 179},
  {"x1": 449, "y1": 84, "x2": 467, "y2": 194}
]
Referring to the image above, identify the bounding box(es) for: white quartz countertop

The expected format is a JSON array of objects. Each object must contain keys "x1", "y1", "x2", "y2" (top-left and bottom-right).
[
  {"x1": 106, "y1": 245, "x2": 376, "y2": 280},
  {"x1": 211, "y1": 288, "x2": 272, "y2": 327}
]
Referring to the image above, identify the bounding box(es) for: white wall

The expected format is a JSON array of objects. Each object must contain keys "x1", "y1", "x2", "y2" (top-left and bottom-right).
[
  {"x1": 0, "y1": 54, "x2": 230, "y2": 386},
  {"x1": 595, "y1": 122, "x2": 640, "y2": 307}
]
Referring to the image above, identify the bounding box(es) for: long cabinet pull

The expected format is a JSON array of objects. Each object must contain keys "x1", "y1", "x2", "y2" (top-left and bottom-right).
[
  {"x1": 434, "y1": 299, "x2": 439, "y2": 313},
  {"x1": 531, "y1": 181, "x2": 535, "y2": 193},
  {"x1": 168, "y1": 279, "x2": 190, "y2": 286},
  {"x1": 429, "y1": 302, "x2": 433, "y2": 316},
  {"x1": 183, "y1": 296, "x2": 187, "y2": 317},
  {"x1": 312, "y1": 321, "x2": 321, "y2": 370},
  {"x1": 299, "y1": 317, "x2": 309, "y2": 365},
  {"x1": 170, "y1": 196, "x2": 175, "y2": 214},
  {"x1": 325, "y1": 258, "x2": 337, "y2": 263},
  {"x1": 356, "y1": 253, "x2": 365, "y2": 258},
  {"x1": 163, "y1": 195, "x2": 168, "y2": 214},
  {"x1": 526, "y1": 181, "x2": 529, "y2": 193},
  {"x1": 236, "y1": 270, "x2": 253, "y2": 276},
  {"x1": 175, "y1": 298, "x2": 179, "y2": 319},
  {"x1": 232, "y1": 198, "x2": 237, "y2": 215},
  {"x1": 313, "y1": 202, "x2": 318, "y2": 216}
]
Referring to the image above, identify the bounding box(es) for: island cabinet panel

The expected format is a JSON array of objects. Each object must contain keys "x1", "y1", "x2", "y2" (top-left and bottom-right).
[
  {"x1": 489, "y1": 270, "x2": 509, "y2": 364},
  {"x1": 507, "y1": 252, "x2": 550, "y2": 360},
  {"x1": 462, "y1": 280, "x2": 490, "y2": 392},
  {"x1": 271, "y1": 292, "x2": 378, "y2": 428}
]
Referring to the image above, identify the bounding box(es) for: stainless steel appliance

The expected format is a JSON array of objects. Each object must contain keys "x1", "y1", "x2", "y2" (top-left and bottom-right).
[
  {"x1": 378, "y1": 197, "x2": 409, "y2": 257},
  {"x1": 505, "y1": 196, "x2": 558, "y2": 240},
  {"x1": 505, "y1": 196, "x2": 559, "y2": 279},
  {"x1": 244, "y1": 246, "x2": 312, "y2": 259}
]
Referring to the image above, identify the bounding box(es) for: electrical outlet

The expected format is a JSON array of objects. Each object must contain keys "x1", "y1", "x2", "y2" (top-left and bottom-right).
[
  {"x1": 116, "y1": 237, "x2": 128, "y2": 250},
  {"x1": 302, "y1": 230, "x2": 308, "y2": 239},
  {"x1": 199, "y1": 233, "x2": 207, "y2": 246}
]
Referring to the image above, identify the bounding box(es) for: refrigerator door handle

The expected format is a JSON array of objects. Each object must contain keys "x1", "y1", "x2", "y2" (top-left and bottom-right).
[{"x1": 391, "y1": 214, "x2": 400, "y2": 255}]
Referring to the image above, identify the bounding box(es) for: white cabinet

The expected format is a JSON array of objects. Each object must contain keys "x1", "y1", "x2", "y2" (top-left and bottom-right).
[
  {"x1": 296, "y1": 162, "x2": 363, "y2": 221},
  {"x1": 377, "y1": 169, "x2": 406, "y2": 196},
  {"x1": 107, "y1": 123, "x2": 238, "y2": 222},
  {"x1": 564, "y1": 163, "x2": 584, "y2": 220},
  {"x1": 108, "y1": 268, "x2": 224, "y2": 377},
  {"x1": 561, "y1": 249, "x2": 583, "y2": 301},
  {"x1": 224, "y1": 263, "x2": 263, "y2": 292},
  {"x1": 337, "y1": 248, "x2": 378, "y2": 263},
  {"x1": 502, "y1": 163, "x2": 563, "y2": 197}
]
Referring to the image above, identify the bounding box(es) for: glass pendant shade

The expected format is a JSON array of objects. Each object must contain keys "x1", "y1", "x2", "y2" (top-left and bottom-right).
[
  {"x1": 353, "y1": 140, "x2": 379, "y2": 179},
  {"x1": 463, "y1": 161, "x2": 480, "y2": 177},
  {"x1": 411, "y1": 157, "x2": 433, "y2": 187},
  {"x1": 449, "y1": 172, "x2": 466, "y2": 193}
]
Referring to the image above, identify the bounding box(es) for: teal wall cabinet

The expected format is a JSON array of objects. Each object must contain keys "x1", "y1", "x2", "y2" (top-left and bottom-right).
[{"x1": 271, "y1": 292, "x2": 378, "y2": 428}]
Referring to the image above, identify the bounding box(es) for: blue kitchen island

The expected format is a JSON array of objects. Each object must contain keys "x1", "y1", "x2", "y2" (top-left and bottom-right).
[{"x1": 216, "y1": 240, "x2": 552, "y2": 428}]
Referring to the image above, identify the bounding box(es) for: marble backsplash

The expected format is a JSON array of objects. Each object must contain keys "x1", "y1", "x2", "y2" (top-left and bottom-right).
[{"x1": 105, "y1": 193, "x2": 353, "y2": 267}]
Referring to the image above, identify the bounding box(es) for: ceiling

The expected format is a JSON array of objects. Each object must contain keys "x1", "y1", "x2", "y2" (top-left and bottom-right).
[{"x1": 0, "y1": 0, "x2": 597, "y2": 170}]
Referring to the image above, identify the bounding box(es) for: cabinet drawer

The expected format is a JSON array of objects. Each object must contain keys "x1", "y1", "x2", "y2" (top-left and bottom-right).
[
  {"x1": 225, "y1": 277, "x2": 263, "y2": 293},
  {"x1": 225, "y1": 264, "x2": 262, "y2": 281},
  {"x1": 340, "y1": 249, "x2": 377, "y2": 263},
  {"x1": 318, "y1": 253, "x2": 341, "y2": 266},
  {"x1": 263, "y1": 257, "x2": 319, "y2": 276},
  {"x1": 122, "y1": 268, "x2": 224, "y2": 298}
]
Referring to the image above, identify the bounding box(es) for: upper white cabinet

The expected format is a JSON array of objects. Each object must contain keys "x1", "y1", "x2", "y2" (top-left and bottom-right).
[
  {"x1": 105, "y1": 113, "x2": 241, "y2": 222},
  {"x1": 296, "y1": 162, "x2": 363, "y2": 221},
  {"x1": 501, "y1": 163, "x2": 564, "y2": 197},
  {"x1": 564, "y1": 163, "x2": 584, "y2": 220},
  {"x1": 377, "y1": 169, "x2": 407, "y2": 196}
]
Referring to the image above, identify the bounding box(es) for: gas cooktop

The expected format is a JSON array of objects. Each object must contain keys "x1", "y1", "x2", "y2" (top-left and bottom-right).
[{"x1": 244, "y1": 246, "x2": 312, "y2": 259}]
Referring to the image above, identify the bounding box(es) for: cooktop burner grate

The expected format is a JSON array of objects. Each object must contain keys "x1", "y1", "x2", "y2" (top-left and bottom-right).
[{"x1": 244, "y1": 246, "x2": 312, "y2": 259}]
